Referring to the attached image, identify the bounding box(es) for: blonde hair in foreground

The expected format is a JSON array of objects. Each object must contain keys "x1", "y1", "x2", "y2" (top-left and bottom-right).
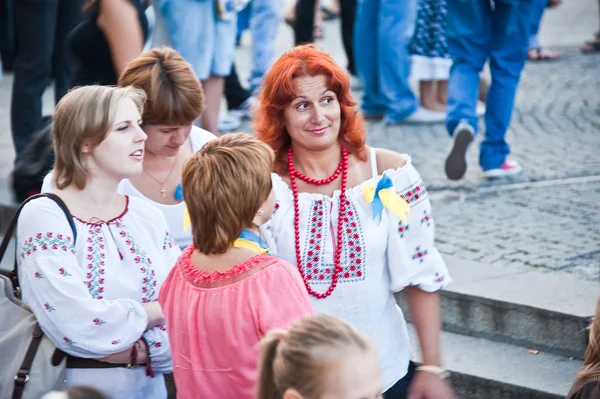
[
  {"x1": 52, "y1": 85, "x2": 146, "y2": 190},
  {"x1": 256, "y1": 314, "x2": 374, "y2": 399},
  {"x1": 578, "y1": 297, "x2": 600, "y2": 380},
  {"x1": 181, "y1": 133, "x2": 275, "y2": 254}
]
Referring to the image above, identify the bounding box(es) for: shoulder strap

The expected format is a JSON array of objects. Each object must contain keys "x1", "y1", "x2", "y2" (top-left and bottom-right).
[
  {"x1": 0, "y1": 193, "x2": 77, "y2": 296},
  {"x1": 370, "y1": 147, "x2": 378, "y2": 177}
]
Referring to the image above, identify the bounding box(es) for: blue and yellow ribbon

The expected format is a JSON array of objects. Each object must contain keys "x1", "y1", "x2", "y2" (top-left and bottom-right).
[
  {"x1": 232, "y1": 229, "x2": 271, "y2": 255},
  {"x1": 363, "y1": 172, "x2": 410, "y2": 224}
]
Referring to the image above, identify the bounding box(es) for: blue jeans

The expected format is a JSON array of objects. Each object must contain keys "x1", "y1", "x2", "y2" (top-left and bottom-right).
[
  {"x1": 354, "y1": 0, "x2": 417, "y2": 121},
  {"x1": 236, "y1": 0, "x2": 281, "y2": 93},
  {"x1": 528, "y1": 0, "x2": 547, "y2": 49},
  {"x1": 446, "y1": 0, "x2": 532, "y2": 171}
]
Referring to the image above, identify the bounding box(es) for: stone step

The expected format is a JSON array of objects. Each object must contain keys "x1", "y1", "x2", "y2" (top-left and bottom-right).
[
  {"x1": 396, "y1": 255, "x2": 597, "y2": 359},
  {"x1": 408, "y1": 324, "x2": 582, "y2": 399}
]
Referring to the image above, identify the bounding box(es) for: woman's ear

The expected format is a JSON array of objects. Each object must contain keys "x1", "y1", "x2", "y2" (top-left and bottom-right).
[
  {"x1": 282, "y1": 388, "x2": 304, "y2": 399},
  {"x1": 81, "y1": 142, "x2": 94, "y2": 154}
]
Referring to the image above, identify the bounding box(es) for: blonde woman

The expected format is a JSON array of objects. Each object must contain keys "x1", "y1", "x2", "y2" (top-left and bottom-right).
[
  {"x1": 17, "y1": 85, "x2": 180, "y2": 398},
  {"x1": 567, "y1": 298, "x2": 600, "y2": 399},
  {"x1": 257, "y1": 314, "x2": 384, "y2": 399}
]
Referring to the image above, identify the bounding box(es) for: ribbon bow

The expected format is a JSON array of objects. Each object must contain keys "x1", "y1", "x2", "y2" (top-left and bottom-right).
[{"x1": 363, "y1": 172, "x2": 410, "y2": 224}]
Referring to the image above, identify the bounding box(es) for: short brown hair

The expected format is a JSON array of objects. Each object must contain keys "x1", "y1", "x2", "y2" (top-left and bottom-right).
[
  {"x1": 182, "y1": 133, "x2": 275, "y2": 254},
  {"x1": 52, "y1": 85, "x2": 146, "y2": 190},
  {"x1": 118, "y1": 46, "x2": 205, "y2": 126}
]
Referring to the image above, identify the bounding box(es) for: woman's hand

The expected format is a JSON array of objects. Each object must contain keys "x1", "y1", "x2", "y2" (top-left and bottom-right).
[
  {"x1": 100, "y1": 339, "x2": 148, "y2": 364},
  {"x1": 143, "y1": 301, "x2": 165, "y2": 329},
  {"x1": 407, "y1": 372, "x2": 455, "y2": 399}
]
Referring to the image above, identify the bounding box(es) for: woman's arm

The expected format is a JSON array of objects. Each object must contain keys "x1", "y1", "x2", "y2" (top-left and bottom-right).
[
  {"x1": 97, "y1": 0, "x2": 145, "y2": 76},
  {"x1": 17, "y1": 199, "x2": 150, "y2": 358},
  {"x1": 404, "y1": 287, "x2": 442, "y2": 366}
]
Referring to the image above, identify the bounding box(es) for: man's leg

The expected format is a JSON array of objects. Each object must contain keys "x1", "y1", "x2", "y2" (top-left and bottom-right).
[
  {"x1": 249, "y1": 0, "x2": 281, "y2": 93},
  {"x1": 53, "y1": 0, "x2": 82, "y2": 103},
  {"x1": 378, "y1": 0, "x2": 418, "y2": 122},
  {"x1": 339, "y1": 0, "x2": 357, "y2": 76},
  {"x1": 445, "y1": 0, "x2": 491, "y2": 136},
  {"x1": 294, "y1": 0, "x2": 316, "y2": 44},
  {"x1": 354, "y1": 0, "x2": 386, "y2": 116},
  {"x1": 10, "y1": 0, "x2": 57, "y2": 156},
  {"x1": 444, "y1": 0, "x2": 491, "y2": 180},
  {"x1": 480, "y1": 0, "x2": 531, "y2": 171}
]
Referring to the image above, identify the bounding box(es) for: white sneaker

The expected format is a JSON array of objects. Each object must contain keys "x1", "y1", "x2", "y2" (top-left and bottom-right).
[
  {"x1": 218, "y1": 114, "x2": 242, "y2": 132},
  {"x1": 483, "y1": 160, "x2": 522, "y2": 179},
  {"x1": 400, "y1": 107, "x2": 446, "y2": 124},
  {"x1": 445, "y1": 121, "x2": 474, "y2": 180}
]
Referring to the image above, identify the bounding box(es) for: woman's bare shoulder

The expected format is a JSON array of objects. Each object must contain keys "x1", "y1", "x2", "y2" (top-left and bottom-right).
[{"x1": 373, "y1": 147, "x2": 407, "y2": 173}]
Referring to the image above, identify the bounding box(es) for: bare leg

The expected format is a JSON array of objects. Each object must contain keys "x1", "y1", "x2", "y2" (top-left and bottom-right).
[
  {"x1": 419, "y1": 80, "x2": 445, "y2": 112},
  {"x1": 436, "y1": 80, "x2": 448, "y2": 105},
  {"x1": 200, "y1": 75, "x2": 224, "y2": 136}
]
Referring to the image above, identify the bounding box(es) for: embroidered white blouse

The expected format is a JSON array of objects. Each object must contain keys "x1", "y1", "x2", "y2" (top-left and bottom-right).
[
  {"x1": 261, "y1": 151, "x2": 451, "y2": 391},
  {"x1": 16, "y1": 196, "x2": 181, "y2": 399}
]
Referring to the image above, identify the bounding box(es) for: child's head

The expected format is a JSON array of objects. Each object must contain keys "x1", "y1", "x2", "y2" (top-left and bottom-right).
[
  {"x1": 257, "y1": 315, "x2": 383, "y2": 399},
  {"x1": 41, "y1": 386, "x2": 108, "y2": 399},
  {"x1": 182, "y1": 133, "x2": 275, "y2": 254}
]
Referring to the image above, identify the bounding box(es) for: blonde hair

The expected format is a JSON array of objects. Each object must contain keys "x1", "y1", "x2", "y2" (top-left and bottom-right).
[
  {"x1": 579, "y1": 298, "x2": 600, "y2": 379},
  {"x1": 181, "y1": 133, "x2": 274, "y2": 254},
  {"x1": 52, "y1": 85, "x2": 146, "y2": 190},
  {"x1": 257, "y1": 315, "x2": 374, "y2": 399},
  {"x1": 118, "y1": 46, "x2": 205, "y2": 126}
]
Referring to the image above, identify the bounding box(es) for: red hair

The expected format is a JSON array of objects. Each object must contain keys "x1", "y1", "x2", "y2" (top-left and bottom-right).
[{"x1": 254, "y1": 44, "x2": 367, "y2": 175}]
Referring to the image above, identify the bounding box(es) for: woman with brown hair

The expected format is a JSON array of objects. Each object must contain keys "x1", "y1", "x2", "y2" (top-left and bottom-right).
[
  {"x1": 18, "y1": 85, "x2": 180, "y2": 398},
  {"x1": 567, "y1": 298, "x2": 600, "y2": 399},
  {"x1": 159, "y1": 133, "x2": 313, "y2": 398},
  {"x1": 42, "y1": 47, "x2": 216, "y2": 249},
  {"x1": 256, "y1": 45, "x2": 454, "y2": 399}
]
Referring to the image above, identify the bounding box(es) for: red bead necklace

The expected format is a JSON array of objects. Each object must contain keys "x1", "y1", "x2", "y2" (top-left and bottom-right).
[{"x1": 288, "y1": 147, "x2": 349, "y2": 299}]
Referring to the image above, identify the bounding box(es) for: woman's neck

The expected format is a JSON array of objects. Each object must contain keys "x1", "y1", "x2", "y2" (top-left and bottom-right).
[
  {"x1": 290, "y1": 143, "x2": 343, "y2": 179},
  {"x1": 57, "y1": 174, "x2": 123, "y2": 220}
]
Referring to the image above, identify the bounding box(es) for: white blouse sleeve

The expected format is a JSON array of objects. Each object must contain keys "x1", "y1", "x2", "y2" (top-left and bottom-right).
[
  {"x1": 17, "y1": 198, "x2": 148, "y2": 358},
  {"x1": 142, "y1": 326, "x2": 172, "y2": 373},
  {"x1": 259, "y1": 173, "x2": 290, "y2": 254},
  {"x1": 385, "y1": 164, "x2": 452, "y2": 292},
  {"x1": 145, "y1": 209, "x2": 179, "y2": 372}
]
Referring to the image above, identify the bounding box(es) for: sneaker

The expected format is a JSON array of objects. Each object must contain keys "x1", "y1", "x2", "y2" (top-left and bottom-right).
[
  {"x1": 228, "y1": 97, "x2": 257, "y2": 120},
  {"x1": 445, "y1": 121, "x2": 474, "y2": 180},
  {"x1": 483, "y1": 160, "x2": 522, "y2": 178},
  {"x1": 397, "y1": 107, "x2": 446, "y2": 124},
  {"x1": 218, "y1": 114, "x2": 242, "y2": 132}
]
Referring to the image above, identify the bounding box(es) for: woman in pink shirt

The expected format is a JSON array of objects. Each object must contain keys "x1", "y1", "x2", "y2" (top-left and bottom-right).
[{"x1": 159, "y1": 133, "x2": 313, "y2": 398}]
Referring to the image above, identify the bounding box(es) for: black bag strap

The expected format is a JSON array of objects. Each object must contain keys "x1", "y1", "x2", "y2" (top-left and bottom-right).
[{"x1": 0, "y1": 193, "x2": 77, "y2": 296}]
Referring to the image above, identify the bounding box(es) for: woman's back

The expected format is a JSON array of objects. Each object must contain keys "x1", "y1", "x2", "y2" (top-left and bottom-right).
[
  {"x1": 159, "y1": 247, "x2": 313, "y2": 399},
  {"x1": 69, "y1": 0, "x2": 149, "y2": 86}
]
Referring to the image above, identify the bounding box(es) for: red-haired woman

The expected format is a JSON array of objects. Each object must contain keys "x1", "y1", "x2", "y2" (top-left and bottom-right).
[{"x1": 256, "y1": 45, "x2": 455, "y2": 399}]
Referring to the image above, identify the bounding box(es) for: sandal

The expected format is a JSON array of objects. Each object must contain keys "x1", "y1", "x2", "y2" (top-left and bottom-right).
[
  {"x1": 581, "y1": 32, "x2": 600, "y2": 54},
  {"x1": 527, "y1": 48, "x2": 560, "y2": 61}
]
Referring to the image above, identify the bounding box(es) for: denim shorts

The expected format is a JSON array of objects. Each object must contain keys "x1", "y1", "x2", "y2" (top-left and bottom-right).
[{"x1": 155, "y1": 0, "x2": 236, "y2": 80}]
